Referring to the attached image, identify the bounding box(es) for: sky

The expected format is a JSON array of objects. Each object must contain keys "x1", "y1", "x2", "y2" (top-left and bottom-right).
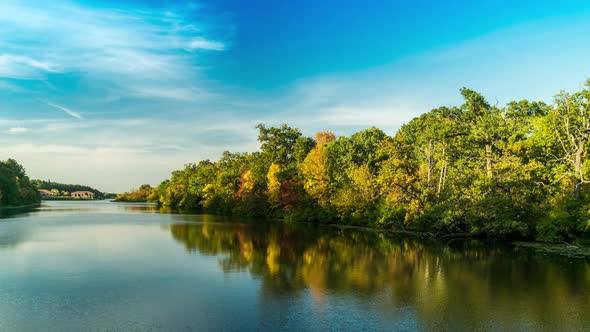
[{"x1": 2, "y1": 0, "x2": 590, "y2": 192}]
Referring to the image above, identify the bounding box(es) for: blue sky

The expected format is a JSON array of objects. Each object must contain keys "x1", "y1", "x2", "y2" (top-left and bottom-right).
[{"x1": 2, "y1": 0, "x2": 590, "y2": 192}]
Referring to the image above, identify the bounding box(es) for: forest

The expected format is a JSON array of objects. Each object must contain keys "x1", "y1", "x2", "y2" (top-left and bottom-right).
[
  {"x1": 0, "y1": 159, "x2": 40, "y2": 208},
  {"x1": 121, "y1": 81, "x2": 590, "y2": 243}
]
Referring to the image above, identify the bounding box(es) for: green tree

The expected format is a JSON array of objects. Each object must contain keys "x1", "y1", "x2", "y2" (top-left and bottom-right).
[
  {"x1": 0, "y1": 159, "x2": 40, "y2": 207},
  {"x1": 256, "y1": 123, "x2": 304, "y2": 167}
]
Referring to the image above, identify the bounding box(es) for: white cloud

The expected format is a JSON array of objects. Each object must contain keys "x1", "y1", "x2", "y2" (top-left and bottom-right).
[
  {"x1": 45, "y1": 102, "x2": 83, "y2": 119},
  {"x1": 0, "y1": 54, "x2": 58, "y2": 79},
  {"x1": 188, "y1": 37, "x2": 225, "y2": 51},
  {"x1": 130, "y1": 86, "x2": 213, "y2": 101},
  {"x1": 7, "y1": 127, "x2": 28, "y2": 134}
]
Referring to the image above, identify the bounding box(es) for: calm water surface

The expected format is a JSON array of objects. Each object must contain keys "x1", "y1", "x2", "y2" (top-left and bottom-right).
[{"x1": 0, "y1": 201, "x2": 589, "y2": 331}]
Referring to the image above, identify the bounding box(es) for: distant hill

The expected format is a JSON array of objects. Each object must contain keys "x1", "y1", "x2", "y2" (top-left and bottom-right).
[{"x1": 32, "y1": 180, "x2": 113, "y2": 199}]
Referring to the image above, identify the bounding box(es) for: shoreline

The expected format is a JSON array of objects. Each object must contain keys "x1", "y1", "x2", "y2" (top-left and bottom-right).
[{"x1": 41, "y1": 198, "x2": 110, "y2": 201}]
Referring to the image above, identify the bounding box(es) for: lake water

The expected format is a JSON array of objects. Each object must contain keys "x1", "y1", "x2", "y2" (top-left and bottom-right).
[{"x1": 0, "y1": 201, "x2": 589, "y2": 331}]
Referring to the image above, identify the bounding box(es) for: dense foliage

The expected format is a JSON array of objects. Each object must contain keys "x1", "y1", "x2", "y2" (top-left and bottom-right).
[
  {"x1": 0, "y1": 159, "x2": 40, "y2": 207},
  {"x1": 141, "y1": 82, "x2": 590, "y2": 242},
  {"x1": 115, "y1": 184, "x2": 156, "y2": 202},
  {"x1": 32, "y1": 180, "x2": 107, "y2": 199}
]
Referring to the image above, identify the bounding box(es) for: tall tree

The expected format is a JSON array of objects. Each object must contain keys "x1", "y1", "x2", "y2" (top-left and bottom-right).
[
  {"x1": 300, "y1": 131, "x2": 336, "y2": 206},
  {"x1": 256, "y1": 123, "x2": 304, "y2": 167},
  {"x1": 545, "y1": 81, "x2": 590, "y2": 199}
]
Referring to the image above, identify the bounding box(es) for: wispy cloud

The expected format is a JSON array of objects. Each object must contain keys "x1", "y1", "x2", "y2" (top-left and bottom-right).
[
  {"x1": 130, "y1": 86, "x2": 213, "y2": 101},
  {"x1": 0, "y1": 0, "x2": 226, "y2": 99},
  {"x1": 45, "y1": 102, "x2": 83, "y2": 119},
  {"x1": 188, "y1": 37, "x2": 225, "y2": 51},
  {"x1": 0, "y1": 0, "x2": 237, "y2": 191},
  {"x1": 7, "y1": 127, "x2": 28, "y2": 134},
  {"x1": 0, "y1": 54, "x2": 58, "y2": 79}
]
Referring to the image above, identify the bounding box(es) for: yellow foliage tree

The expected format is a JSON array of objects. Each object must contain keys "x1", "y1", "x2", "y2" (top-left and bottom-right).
[
  {"x1": 237, "y1": 169, "x2": 255, "y2": 198},
  {"x1": 267, "y1": 163, "x2": 281, "y2": 206},
  {"x1": 299, "y1": 131, "x2": 336, "y2": 206}
]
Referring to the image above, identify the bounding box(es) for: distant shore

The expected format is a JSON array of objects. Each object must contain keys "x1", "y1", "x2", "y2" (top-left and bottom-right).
[{"x1": 41, "y1": 197, "x2": 115, "y2": 201}]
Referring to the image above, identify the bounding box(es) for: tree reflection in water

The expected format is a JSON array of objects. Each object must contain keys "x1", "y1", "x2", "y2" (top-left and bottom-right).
[{"x1": 169, "y1": 221, "x2": 590, "y2": 331}]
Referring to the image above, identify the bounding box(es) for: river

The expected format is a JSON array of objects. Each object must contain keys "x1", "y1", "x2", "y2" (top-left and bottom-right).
[{"x1": 0, "y1": 201, "x2": 588, "y2": 331}]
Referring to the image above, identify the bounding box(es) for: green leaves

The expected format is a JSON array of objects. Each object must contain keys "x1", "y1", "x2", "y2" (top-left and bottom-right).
[{"x1": 256, "y1": 123, "x2": 304, "y2": 167}]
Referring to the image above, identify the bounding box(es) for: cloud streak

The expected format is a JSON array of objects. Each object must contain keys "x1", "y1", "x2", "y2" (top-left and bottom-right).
[
  {"x1": 7, "y1": 127, "x2": 28, "y2": 134},
  {"x1": 45, "y1": 102, "x2": 83, "y2": 119},
  {"x1": 188, "y1": 37, "x2": 225, "y2": 51},
  {"x1": 0, "y1": 54, "x2": 58, "y2": 79}
]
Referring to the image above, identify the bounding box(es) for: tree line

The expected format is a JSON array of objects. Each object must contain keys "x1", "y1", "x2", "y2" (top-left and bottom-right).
[
  {"x1": 123, "y1": 80, "x2": 590, "y2": 243},
  {"x1": 33, "y1": 180, "x2": 109, "y2": 199}
]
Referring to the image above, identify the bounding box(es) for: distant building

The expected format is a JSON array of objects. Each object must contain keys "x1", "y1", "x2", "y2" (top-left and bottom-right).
[
  {"x1": 71, "y1": 191, "x2": 95, "y2": 199},
  {"x1": 38, "y1": 189, "x2": 54, "y2": 197}
]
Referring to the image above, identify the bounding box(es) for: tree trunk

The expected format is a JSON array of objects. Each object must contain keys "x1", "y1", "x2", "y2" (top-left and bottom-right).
[
  {"x1": 443, "y1": 163, "x2": 447, "y2": 191},
  {"x1": 437, "y1": 145, "x2": 446, "y2": 195},
  {"x1": 485, "y1": 143, "x2": 492, "y2": 178},
  {"x1": 574, "y1": 143, "x2": 585, "y2": 199},
  {"x1": 426, "y1": 140, "x2": 433, "y2": 188}
]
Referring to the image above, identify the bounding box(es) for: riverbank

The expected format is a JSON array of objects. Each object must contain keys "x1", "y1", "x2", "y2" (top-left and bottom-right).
[{"x1": 42, "y1": 197, "x2": 100, "y2": 201}]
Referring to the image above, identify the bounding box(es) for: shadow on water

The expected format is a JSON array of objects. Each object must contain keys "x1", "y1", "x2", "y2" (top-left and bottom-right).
[
  {"x1": 169, "y1": 221, "x2": 590, "y2": 331},
  {"x1": 0, "y1": 204, "x2": 40, "y2": 220}
]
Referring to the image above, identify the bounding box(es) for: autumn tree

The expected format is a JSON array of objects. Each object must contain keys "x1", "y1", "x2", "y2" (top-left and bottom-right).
[{"x1": 299, "y1": 131, "x2": 336, "y2": 206}]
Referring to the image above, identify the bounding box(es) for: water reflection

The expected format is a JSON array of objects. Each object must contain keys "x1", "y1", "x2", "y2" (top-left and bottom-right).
[
  {"x1": 116, "y1": 202, "x2": 160, "y2": 213},
  {"x1": 2, "y1": 202, "x2": 589, "y2": 331},
  {"x1": 170, "y1": 222, "x2": 590, "y2": 331},
  {"x1": 20, "y1": 201, "x2": 160, "y2": 216}
]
